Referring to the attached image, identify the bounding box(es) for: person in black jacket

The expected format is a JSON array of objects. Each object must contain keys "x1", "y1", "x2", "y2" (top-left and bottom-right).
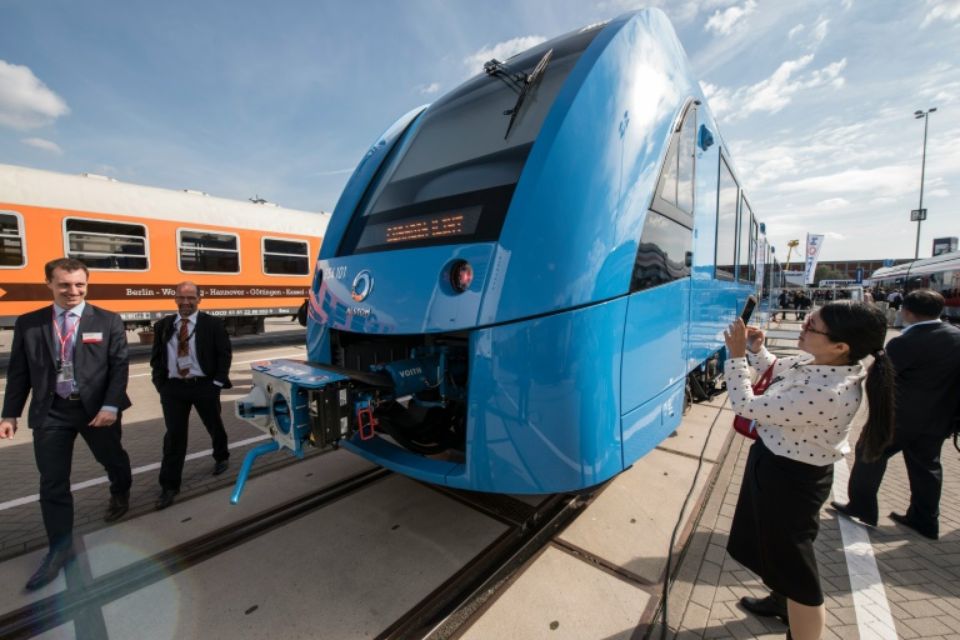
[
  {"x1": 1, "y1": 258, "x2": 132, "y2": 590},
  {"x1": 150, "y1": 282, "x2": 233, "y2": 510},
  {"x1": 833, "y1": 289, "x2": 960, "y2": 539}
]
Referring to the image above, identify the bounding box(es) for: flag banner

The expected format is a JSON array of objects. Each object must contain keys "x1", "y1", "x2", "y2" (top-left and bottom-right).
[{"x1": 804, "y1": 234, "x2": 824, "y2": 285}]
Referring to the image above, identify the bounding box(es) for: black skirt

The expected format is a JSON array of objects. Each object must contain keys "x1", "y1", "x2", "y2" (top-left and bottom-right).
[{"x1": 726, "y1": 437, "x2": 834, "y2": 606}]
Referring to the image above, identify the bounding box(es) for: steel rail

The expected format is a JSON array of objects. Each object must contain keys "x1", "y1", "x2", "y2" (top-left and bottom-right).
[{"x1": 376, "y1": 489, "x2": 597, "y2": 640}]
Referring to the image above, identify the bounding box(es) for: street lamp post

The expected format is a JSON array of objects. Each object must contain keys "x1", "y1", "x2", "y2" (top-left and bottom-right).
[{"x1": 913, "y1": 107, "x2": 937, "y2": 260}]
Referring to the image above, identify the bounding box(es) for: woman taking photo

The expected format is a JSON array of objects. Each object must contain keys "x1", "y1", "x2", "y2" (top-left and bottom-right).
[{"x1": 723, "y1": 301, "x2": 894, "y2": 640}]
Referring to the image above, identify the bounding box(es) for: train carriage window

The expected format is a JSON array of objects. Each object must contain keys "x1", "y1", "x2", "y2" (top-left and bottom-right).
[
  {"x1": 179, "y1": 229, "x2": 240, "y2": 273},
  {"x1": 262, "y1": 238, "x2": 309, "y2": 275},
  {"x1": 738, "y1": 196, "x2": 753, "y2": 283},
  {"x1": 0, "y1": 211, "x2": 26, "y2": 267},
  {"x1": 64, "y1": 218, "x2": 148, "y2": 270},
  {"x1": 715, "y1": 155, "x2": 738, "y2": 280}
]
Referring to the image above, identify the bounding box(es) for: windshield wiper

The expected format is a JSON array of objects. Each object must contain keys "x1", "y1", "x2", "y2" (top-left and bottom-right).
[{"x1": 502, "y1": 48, "x2": 553, "y2": 140}]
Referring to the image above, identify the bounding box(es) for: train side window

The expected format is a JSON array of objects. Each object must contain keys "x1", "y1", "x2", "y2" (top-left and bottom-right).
[
  {"x1": 262, "y1": 237, "x2": 309, "y2": 275},
  {"x1": 631, "y1": 210, "x2": 692, "y2": 292},
  {"x1": 738, "y1": 195, "x2": 753, "y2": 283},
  {"x1": 651, "y1": 103, "x2": 696, "y2": 223},
  {"x1": 179, "y1": 229, "x2": 240, "y2": 273},
  {"x1": 715, "y1": 155, "x2": 738, "y2": 280},
  {"x1": 0, "y1": 210, "x2": 26, "y2": 268},
  {"x1": 64, "y1": 218, "x2": 148, "y2": 270},
  {"x1": 750, "y1": 216, "x2": 759, "y2": 284}
]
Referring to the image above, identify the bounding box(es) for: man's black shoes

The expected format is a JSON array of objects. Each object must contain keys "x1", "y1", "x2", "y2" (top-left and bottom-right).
[
  {"x1": 25, "y1": 545, "x2": 74, "y2": 591},
  {"x1": 740, "y1": 592, "x2": 788, "y2": 622},
  {"x1": 830, "y1": 501, "x2": 878, "y2": 527},
  {"x1": 155, "y1": 489, "x2": 179, "y2": 511},
  {"x1": 104, "y1": 493, "x2": 129, "y2": 523},
  {"x1": 890, "y1": 512, "x2": 938, "y2": 540},
  {"x1": 212, "y1": 460, "x2": 229, "y2": 476}
]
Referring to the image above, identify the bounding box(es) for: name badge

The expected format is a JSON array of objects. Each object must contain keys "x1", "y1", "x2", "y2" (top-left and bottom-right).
[
  {"x1": 82, "y1": 332, "x2": 103, "y2": 343},
  {"x1": 57, "y1": 362, "x2": 75, "y2": 383},
  {"x1": 176, "y1": 355, "x2": 193, "y2": 370}
]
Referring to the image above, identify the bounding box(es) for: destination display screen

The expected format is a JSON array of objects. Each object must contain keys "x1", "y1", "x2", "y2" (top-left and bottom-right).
[{"x1": 354, "y1": 206, "x2": 482, "y2": 252}]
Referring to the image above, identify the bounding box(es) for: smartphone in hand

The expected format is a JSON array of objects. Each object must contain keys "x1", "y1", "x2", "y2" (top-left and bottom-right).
[{"x1": 740, "y1": 295, "x2": 757, "y2": 323}]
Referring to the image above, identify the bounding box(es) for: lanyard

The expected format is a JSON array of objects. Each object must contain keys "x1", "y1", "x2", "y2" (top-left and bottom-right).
[{"x1": 52, "y1": 308, "x2": 79, "y2": 364}]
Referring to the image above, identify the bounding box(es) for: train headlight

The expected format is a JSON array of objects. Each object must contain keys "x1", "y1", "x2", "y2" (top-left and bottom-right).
[{"x1": 450, "y1": 260, "x2": 473, "y2": 293}]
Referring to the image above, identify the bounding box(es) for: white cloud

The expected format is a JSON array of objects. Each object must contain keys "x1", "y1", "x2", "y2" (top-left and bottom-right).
[
  {"x1": 418, "y1": 82, "x2": 441, "y2": 95},
  {"x1": 0, "y1": 60, "x2": 70, "y2": 130},
  {"x1": 704, "y1": 55, "x2": 847, "y2": 120},
  {"x1": 704, "y1": 0, "x2": 757, "y2": 36},
  {"x1": 921, "y1": 0, "x2": 960, "y2": 28},
  {"x1": 813, "y1": 197, "x2": 849, "y2": 210},
  {"x1": 21, "y1": 137, "x2": 63, "y2": 154},
  {"x1": 776, "y1": 165, "x2": 919, "y2": 197},
  {"x1": 788, "y1": 23, "x2": 805, "y2": 40},
  {"x1": 462, "y1": 36, "x2": 547, "y2": 74},
  {"x1": 809, "y1": 16, "x2": 830, "y2": 48}
]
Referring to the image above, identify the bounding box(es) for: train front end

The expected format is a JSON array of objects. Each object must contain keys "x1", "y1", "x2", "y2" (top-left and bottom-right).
[{"x1": 234, "y1": 10, "x2": 707, "y2": 495}]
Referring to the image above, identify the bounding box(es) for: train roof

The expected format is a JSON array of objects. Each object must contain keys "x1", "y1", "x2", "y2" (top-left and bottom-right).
[
  {"x1": 870, "y1": 250, "x2": 960, "y2": 279},
  {"x1": 0, "y1": 163, "x2": 330, "y2": 237}
]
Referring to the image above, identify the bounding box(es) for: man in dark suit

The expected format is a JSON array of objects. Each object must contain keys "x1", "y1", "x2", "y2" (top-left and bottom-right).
[
  {"x1": 0, "y1": 258, "x2": 132, "y2": 590},
  {"x1": 150, "y1": 281, "x2": 232, "y2": 510},
  {"x1": 833, "y1": 289, "x2": 960, "y2": 539}
]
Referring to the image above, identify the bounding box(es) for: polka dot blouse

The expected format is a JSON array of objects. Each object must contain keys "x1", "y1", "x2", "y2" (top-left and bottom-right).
[{"x1": 724, "y1": 346, "x2": 865, "y2": 464}]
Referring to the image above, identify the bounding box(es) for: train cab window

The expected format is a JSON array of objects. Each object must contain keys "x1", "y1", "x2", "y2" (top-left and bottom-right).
[
  {"x1": 634, "y1": 103, "x2": 697, "y2": 292},
  {"x1": 64, "y1": 218, "x2": 147, "y2": 270},
  {"x1": 179, "y1": 229, "x2": 240, "y2": 273},
  {"x1": 715, "y1": 155, "x2": 738, "y2": 280},
  {"x1": 338, "y1": 22, "x2": 606, "y2": 255},
  {"x1": 738, "y1": 196, "x2": 753, "y2": 283},
  {"x1": 652, "y1": 103, "x2": 697, "y2": 221},
  {"x1": 0, "y1": 211, "x2": 26, "y2": 267},
  {"x1": 631, "y1": 211, "x2": 692, "y2": 291},
  {"x1": 262, "y1": 238, "x2": 309, "y2": 275}
]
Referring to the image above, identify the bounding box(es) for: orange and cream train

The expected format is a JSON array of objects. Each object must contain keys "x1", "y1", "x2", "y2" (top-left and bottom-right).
[{"x1": 0, "y1": 163, "x2": 329, "y2": 331}]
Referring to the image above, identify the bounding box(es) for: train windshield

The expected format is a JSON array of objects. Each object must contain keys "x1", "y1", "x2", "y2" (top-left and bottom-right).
[{"x1": 339, "y1": 23, "x2": 605, "y2": 255}]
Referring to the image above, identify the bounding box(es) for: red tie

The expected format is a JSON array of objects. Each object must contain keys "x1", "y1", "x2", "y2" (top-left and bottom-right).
[{"x1": 177, "y1": 320, "x2": 190, "y2": 377}]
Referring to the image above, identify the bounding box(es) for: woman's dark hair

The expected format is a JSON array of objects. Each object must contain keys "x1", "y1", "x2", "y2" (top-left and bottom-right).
[{"x1": 818, "y1": 301, "x2": 894, "y2": 462}]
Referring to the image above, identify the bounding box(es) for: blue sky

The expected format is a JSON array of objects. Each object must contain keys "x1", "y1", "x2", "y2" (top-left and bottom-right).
[{"x1": 0, "y1": 0, "x2": 958, "y2": 261}]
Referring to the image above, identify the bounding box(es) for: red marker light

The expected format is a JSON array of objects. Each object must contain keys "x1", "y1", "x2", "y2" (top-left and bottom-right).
[{"x1": 451, "y1": 260, "x2": 473, "y2": 293}]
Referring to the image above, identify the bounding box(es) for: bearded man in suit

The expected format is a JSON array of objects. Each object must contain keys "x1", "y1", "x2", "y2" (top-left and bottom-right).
[
  {"x1": 1, "y1": 258, "x2": 132, "y2": 591},
  {"x1": 150, "y1": 281, "x2": 232, "y2": 510}
]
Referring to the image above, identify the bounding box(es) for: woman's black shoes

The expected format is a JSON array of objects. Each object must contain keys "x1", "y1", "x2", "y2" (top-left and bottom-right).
[{"x1": 740, "y1": 592, "x2": 788, "y2": 622}]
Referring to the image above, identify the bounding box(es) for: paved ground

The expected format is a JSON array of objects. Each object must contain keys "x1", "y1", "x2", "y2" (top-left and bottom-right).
[{"x1": 663, "y1": 321, "x2": 960, "y2": 640}]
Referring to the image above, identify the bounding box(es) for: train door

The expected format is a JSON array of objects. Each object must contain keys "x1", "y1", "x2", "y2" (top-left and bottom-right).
[{"x1": 620, "y1": 101, "x2": 697, "y2": 463}]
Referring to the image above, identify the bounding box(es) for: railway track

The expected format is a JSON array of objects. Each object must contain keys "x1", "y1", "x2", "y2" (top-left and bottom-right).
[{"x1": 0, "y1": 464, "x2": 600, "y2": 640}]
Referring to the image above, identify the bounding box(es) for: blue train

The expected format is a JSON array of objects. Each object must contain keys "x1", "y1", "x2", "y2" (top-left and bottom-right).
[{"x1": 233, "y1": 8, "x2": 764, "y2": 498}]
